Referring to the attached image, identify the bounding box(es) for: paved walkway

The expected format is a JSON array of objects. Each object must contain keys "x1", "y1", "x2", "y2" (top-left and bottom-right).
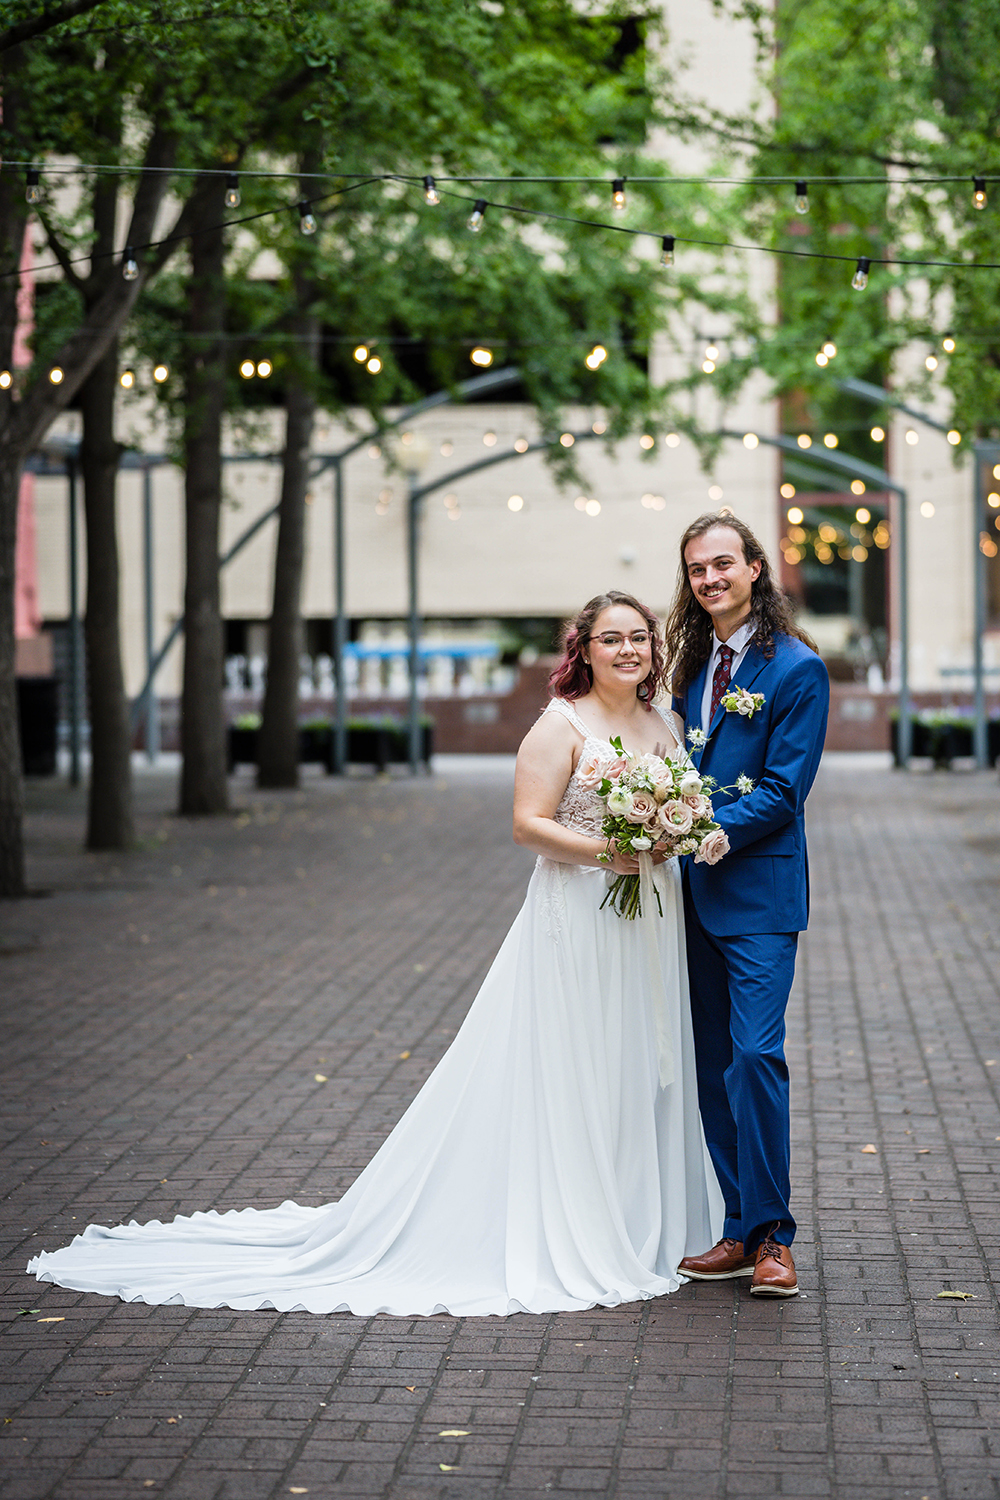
[{"x1": 2, "y1": 754, "x2": 999, "y2": 1500}]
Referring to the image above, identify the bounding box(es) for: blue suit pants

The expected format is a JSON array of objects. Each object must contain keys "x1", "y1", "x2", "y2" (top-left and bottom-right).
[{"x1": 683, "y1": 886, "x2": 798, "y2": 1254}]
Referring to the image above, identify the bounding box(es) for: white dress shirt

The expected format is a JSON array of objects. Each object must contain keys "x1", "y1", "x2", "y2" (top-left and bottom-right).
[{"x1": 700, "y1": 620, "x2": 758, "y2": 729}]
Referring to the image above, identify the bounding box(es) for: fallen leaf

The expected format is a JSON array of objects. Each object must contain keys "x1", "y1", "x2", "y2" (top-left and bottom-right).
[
  {"x1": 916, "y1": 1148, "x2": 930, "y2": 1154},
  {"x1": 165, "y1": 1416, "x2": 182, "y2": 1424},
  {"x1": 937, "y1": 1290, "x2": 976, "y2": 1300},
  {"x1": 313, "y1": 1075, "x2": 328, "y2": 1083},
  {"x1": 399, "y1": 1051, "x2": 411, "y2": 1060},
  {"x1": 439, "y1": 1465, "x2": 458, "y2": 1472},
  {"x1": 36, "y1": 1317, "x2": 65, "y2": 1323},
  {"x1": 289, "y1": 1490, "x2": 309, "y2": 1495},
  {"x1": 405, "y1": 1386, "x2": 417, "y2": 1392},
  {"x1": 860, "y1": 1144, "x2": 877, "y2": 1154},
  {"x1": 16, "y1": 1310, "x2": 40, "y2": 1317},
  {"x1": 438, "y1": 1429, "x2": 471, "y2": 1437}
]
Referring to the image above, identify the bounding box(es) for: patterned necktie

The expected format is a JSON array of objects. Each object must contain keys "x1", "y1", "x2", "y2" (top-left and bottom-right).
[{"x1": 709, "y1": 644, "x2": 735, "y2": 722}]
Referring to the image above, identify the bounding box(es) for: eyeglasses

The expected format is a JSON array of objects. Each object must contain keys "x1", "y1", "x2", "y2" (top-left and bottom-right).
[{"x1": 588, "y1": 631, "x2": 651, "y2": 649}]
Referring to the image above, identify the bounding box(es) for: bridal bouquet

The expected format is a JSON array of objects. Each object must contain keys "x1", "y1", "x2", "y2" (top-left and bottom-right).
[{"x1": 582, "y1": 737, "x2": 749, "y2": 919}]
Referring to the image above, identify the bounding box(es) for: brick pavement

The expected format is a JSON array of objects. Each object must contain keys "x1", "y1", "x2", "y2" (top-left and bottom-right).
[{"x1": 1, "y1": 753, "x2": 999, "y2": 1500}]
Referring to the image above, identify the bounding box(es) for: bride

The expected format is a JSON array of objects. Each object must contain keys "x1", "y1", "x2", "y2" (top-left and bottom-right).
[{"x1": 28, "y1": 590, "x2": 722, "y2": 1317}]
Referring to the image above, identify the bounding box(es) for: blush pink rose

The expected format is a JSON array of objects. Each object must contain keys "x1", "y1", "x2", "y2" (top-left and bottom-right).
[
  {"x1": 626, "y1": 790, "x2": 658, "y2": 824},
  {"x1": 683, "y1": 793, "x2": 713, "y2": 819},
  {"x1": 658, "y1": 799, "x2": 694, "y2": 835},
  {"x1": 577, "y1": 752, "x2": 627, "y2": 787},
  {"x1": 694, "y1": 828, "x2": 730, "y2": 865}
]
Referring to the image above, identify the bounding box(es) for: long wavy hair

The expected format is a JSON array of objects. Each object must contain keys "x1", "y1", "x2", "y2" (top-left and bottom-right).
[
  {"x1": 664, "y1": 512, "x2": 818, "y2": 695},
  {"x1": 549, "y1": 591, "x2": 666, "y2": 708}
]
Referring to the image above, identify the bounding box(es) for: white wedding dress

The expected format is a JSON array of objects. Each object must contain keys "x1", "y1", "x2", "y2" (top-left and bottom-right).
[{"x1": 28, "y1": 699, "x2": 722, "y2": 1317}]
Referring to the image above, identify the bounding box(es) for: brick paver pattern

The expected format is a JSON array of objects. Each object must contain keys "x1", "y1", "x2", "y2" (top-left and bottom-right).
[{"x1": 2, "y1": 756, "x2": 999, "y2": 1500}]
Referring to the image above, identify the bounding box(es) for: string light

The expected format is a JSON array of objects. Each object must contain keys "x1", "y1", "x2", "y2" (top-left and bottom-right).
[
  {"x1": 871, "y1": 426, "x2": 885, "y2": 441},
  {"x1": 797, "y1": 434, "x2": 812, "y2": 449},
  {"x1": 743, "y1": 433, "x2": 758, "y2": 449},
  {"x1": 661, "y1": 235, "x2": 674, "y2": 267},
  {"x1": 467, "y1": 199, "x2": 487, "y2": 232},
  {"x1": 353, "y1": 344, "x2": 369, "y2": 363},
  {"x1": 705, "y1": 344, "x2": 719, "y2": 360},
  {"x1": 470, "y1": 347, "x2": 493, "y2": 367},
  {"x1": 947, "y1": 429, "x2": 961, "y2": 445},
  {"x1": 822, "y1": 341, "x2": 837, "y2": 357},
  {"x1": 484, "y1": 430, "x2": 498, "y2": 446},
  {"x1": 856, "y1": 506, "x2": 871, "y2": 522},
  {"x1": 794, "y1": 181, "x2": 808, "y2": 215},
  {"x1": 852, "y1": 257, "x2": 870, "y2": 290},
  {"x1": 592, "y1": 421, "x2": 606, "y2": 435},
  {"x1": 225, "y1": 174, "x2": 241, "y2": 209},
  {"x1": 25, "y1": 167, "x2": 41, "y2": 205},
  {"x1": 366, "y1": 355, "x2": 382, "y2": 373},
  {"x1": 851, "y1": 481, "x2": 866, "y2": 495},
  {"x1": 973, "y1": 177, "x2": 987, "y2": 210},
  {"x1": 507, "y1": 495, "x2": 524, "y2": 511},
  {"x1": 815, "y1": 351, "x2": 828, "y2": 366},
  {"x1": 787, "y1": 506, "x2": 803, "y2": 523},
  {"x1": 780, "y1": 483, "x2": 796, "y2": 499},
  {"x1": 702, "y1": 358, "x2": 716, "y2": 373},
  {"x1": 611, "y1": 178, "x2": 626, "y2": 211},
  {"x1": 122, "y1": 246, "x2": 139, "y2": 281},
  {"x1": 0, "y1": 371, "x2": 11, "y2": 389},
  {"x1": 153, "y1": 363, "x2": 169, "y2": 382},
  {"x1": 514, "y1": 437, "x2": 529, "y2": 452},
  {"x1": 119, "y1": 368, "x2": 135, "y2": 389},
  {"x1": 257, "y1": 360, "x2": 272, "y2": 378},
  {"x1": 665, "y1": 433, "x2": 680, "y2": 447},
  {"x1": 585, "y1": 498, "x2": 601, "y2": 516},
  {"x1": 942, "y1": 335, "x2": 956, "y2": 352},
  {"x1": 905, "y1": 428, "x2": 919, "y2": 445},
  {"x1": 920, "y1": 501, "x2": 935, "y2": 517},
  {"x1": 298, "y1": 200, "x2": 317, "y2": 234},
  {"x1": 925, "y1": 353, "x2": 938, "y2": 370},
  {"x1": 823, "y1": 433, "x2": 838, "y2": 448},
  {"x1": 422, "y1": 175, "x2": 440, "y2": 206},
  {"x1": 49, "y1": 367, "x2": 64, "y2": 384},
  {"x1": 560, "y1": 433, "x2": 575, "y2": 447},
  {"x1": 639, "y1": 434, "x2": 655, "y2": 450},
  {"x1": 240, "y1": 359, "x2": 255, "y2": 378},
  {"x1": 585, "y1": 344, "x2": 607, "y2": 370}
]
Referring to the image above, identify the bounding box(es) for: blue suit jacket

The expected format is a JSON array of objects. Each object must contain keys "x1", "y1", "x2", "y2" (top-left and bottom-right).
[{"x1": 673, "y1": 634, "x2": 829, "y2": 937}]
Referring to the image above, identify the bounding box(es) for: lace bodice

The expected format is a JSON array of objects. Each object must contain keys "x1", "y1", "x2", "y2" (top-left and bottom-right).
[{"x1": 544, "y1": 698, "x2": 684, "y2": 839}]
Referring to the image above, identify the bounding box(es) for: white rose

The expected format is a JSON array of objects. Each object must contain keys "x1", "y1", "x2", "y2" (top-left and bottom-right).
[
  {"x1": 606, "y1": 786, "x2": 633, "y2": 817},
  {"x1": 678, "y1": 770, "x2": 703, "y2": 796},
  {"x1": 631, "y1": 834, "x2": 652, "y2": 851}
]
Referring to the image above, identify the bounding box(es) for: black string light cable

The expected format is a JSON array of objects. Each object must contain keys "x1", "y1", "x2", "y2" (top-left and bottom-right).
[{"x1": 4, "y1": 165, "x2": 1000, "y2": 290}]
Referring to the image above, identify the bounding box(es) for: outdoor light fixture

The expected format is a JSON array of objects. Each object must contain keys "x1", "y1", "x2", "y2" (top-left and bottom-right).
[
  {"x1": 705, "y1": 344, "x2": 719, "y2": 360},
  {"x1": 743, "y1": 433, "x2": 758, "y2": 449},
  {"x1": 942, "y1": 335, "x2": 956, "y2": 352},
  {"x1": 225, "y1": 174, "x2": 241, "y2": 209},
  {"x1": 256, "y1": 360, "x2": 272, "y2": 378},
  {"x1": 973, "y1": 177, "x2": 987, "y2": 209},
  {"x1": 0, "y1": 371, "x2": 11, "y2": 389},
  {"x1": 925, "y1": 354, "x2": 938, "y2": 370},
  {"x1": 823, "y1": 433, "x2": 838, "y2": 448},
  {"x1": 423, "y1": 175, "x2": 440, "y2": 206},
  {"x1": 49, "y1": 367, "x2": 64, "y2": 384},
  {"x1": 797, "y1": 434, "x2": 812, "y2": 448},
  {"x1": 794, "y1": 181, "x2": 808, "y2": 215},
  {"x1": 871, "y1": 426, "x2": 885, "y2": 441},
  {"x1": 585, "y1": 344, "x2": 607, "y2": 370},
  {"x1": 25, "y1": 168, "x2": 41, "y2": 204},
  {"x1": 470, "y1": 347, "x2": 493, "y2": 367},
  {"x1": 659, "y1": 235, "x2": 675, "y2": 267},
  {"x1": 947, "y1": 429, "x2": 961, "y2": 445},
  {"x1": 611, "y1": 179, "x2": 626, "y2": 210},
  {"x1": 852, "y1": 257, "x2": 870, "y2": 290},
  {"x1": 815, "y1": 352, "x2": 828, "y2": 367},
  {"x1": 822, "y1": 341, "x2": 837, "y2": 357},
  {"x1": 366, "y1": 355, "x2": 382, "y2": 373},
  {"x1": 467, "y1": 199, "x2": 487, "y2": 232},
  {"x1": 119, "y1": 368, "x2": 135, "y2": 390},
  {"x1": 240, "y1": 360, "x2": 255, "y2": 379},
  {"x1": 353, "y1": 344, "x2": 369, "y2": 363},
  {"x1": 153, "y1": 364, "x2": 169, "y2": 383},
  {"x1": 298, "y1": 200, "x2": 317, "y2": 235},
  {"x1": 122, "y1": 246, "x2": 139, "y2": 281}
]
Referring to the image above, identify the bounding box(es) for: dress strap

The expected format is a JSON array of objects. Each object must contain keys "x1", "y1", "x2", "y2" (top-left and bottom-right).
[
  {"x1": 543, "y1": 697, "x2": 593, "y2": 739},
  {"x1": 650, "y1": 699, "x2": 683, "y2": 751}
]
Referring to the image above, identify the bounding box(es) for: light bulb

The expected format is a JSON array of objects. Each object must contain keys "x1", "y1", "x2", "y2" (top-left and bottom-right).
[
  {"x1": 422, "y1": 175, "x2": 440, "y2": 206},
  {"x1": 470, "y1": 347, "x2": 493, "y2": 367},
  {"x1": 25, "y1": 168, "x2": 41, "y2": 205},
  {"x1": 661, "y1": 235, "x2": 674, "y2": 267},
  {"x1": 973, "y1": 176, "x2": 987, "y2": 209},
  {"x1": 366, "y1": 355, "x2": 382, "y2": 373},
  {"x1": 794, "y1": 180, "x2": 808, "y2": 215},
  {"x1": 871, "y1": 426, "x2": 885, "y2": 441},
  {"x1": 119, "y1": 368, "x2": 135, "y2": 390},
  {"x1": 822, "y1": 341, "x2": 837, "y2": 357},
  {"x1": 0, "y1": 370, "x2": 11, "y2": 389},
  {"x1": 225, "y1": 174, "x2": 241, "y2": 209},
  {"x1": 239, "y1": 359, "x2": 255, "y2": 379},
  {"x1": 467, "y1": 199, "x2": 487, "y2": 232},
  {"x1": 852, "y1": 257, "x2": 870, "y2": 291},
  {"x1": 815, "y1": 352, "x2": 828, "y2": 367},
  {"x1": 925, "y1": 354, "x2": 938, "y2": 371},
  {"x1": 705, "y1": 344, "x2": 719, "y2": 360},
  {"x1": 942, "y1": 335, "x2": 956, "y2": 352},
  {"x1": 256, "y1": 360, "x2": 272, "y2": 378},
  {"x1": 153, "y1": 364, "x2": 169, "y2": 383},
  {"x1": 298, "y1": 200, "x2": 317, "y2": 235},
  {"x1": 122, "y1": 247, "x2": 139, "y2": 281},
  {"x1": 353, "y1": 344, "x2": 369, "y2": 363},
  {"x1": 612, "y1": 178, "x2": 626, "y2": 211},
  {"x1": 49, "y1": 367, "x2": 64, "y2": 384}
]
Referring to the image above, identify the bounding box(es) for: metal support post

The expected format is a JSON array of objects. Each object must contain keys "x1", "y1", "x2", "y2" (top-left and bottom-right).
[
  {"x1": 972, "y1": 446, "x2": 989, "y2": 767},
  {"x1": 407, "y1": 474, "x2": 422, "y2": 776},
  {"x1": 332, "y1": 457, "x2": 347, "y2": 775},
  {"x1": 142, "y1": 463, "x2": 159, "y2": 761},
  {"x1": 66, "y1": 455, "x2": 81, "y2": 787},
  {"x1": 896, "y1": 486, "x2": 912, "y2": 766}
]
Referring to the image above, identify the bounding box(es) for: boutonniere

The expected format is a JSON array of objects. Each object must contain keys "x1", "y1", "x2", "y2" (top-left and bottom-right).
[{"x1": 721, "y1": 686, "x2": 765, "y2": 720}]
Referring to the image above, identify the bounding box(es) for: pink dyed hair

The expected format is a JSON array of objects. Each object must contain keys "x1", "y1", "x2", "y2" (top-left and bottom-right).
[{"x1": 548, "y1": 591, "x2": 665, "y2": 708}]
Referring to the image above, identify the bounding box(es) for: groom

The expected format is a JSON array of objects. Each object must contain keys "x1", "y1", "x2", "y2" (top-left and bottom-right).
[{"x1": 666, "y1": 512, "x2": 829, "y2": 1296}]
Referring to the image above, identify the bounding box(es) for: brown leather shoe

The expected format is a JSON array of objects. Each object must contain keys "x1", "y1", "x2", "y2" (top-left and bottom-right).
[
  {"x1": 678, "y1": 1237, "x2": 755, "y2": 1280},
  {"x1": 749, "y1": 1234, "x2": 798, "y2": 1297}
]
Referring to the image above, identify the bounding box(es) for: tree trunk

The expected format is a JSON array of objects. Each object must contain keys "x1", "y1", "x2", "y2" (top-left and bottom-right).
[
  {"x1": 80, "y1": 338, "x2": 134, "y2": 849},
  {"x1": 179, "y1": 178, "x2": 229, "y2": 816},
  {"x1": 0, "y1": 452, "x2": 26, "y2": 897},
  {"x1": 257, "y1": 283, "x2": 320, "y2": 789}
]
